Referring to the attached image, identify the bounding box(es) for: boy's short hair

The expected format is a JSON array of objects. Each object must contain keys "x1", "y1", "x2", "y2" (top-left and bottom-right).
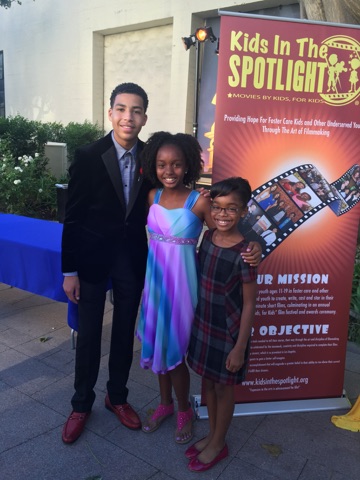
[{"x1": 110, "y1": 83, "x2": 149, "y2": 112}]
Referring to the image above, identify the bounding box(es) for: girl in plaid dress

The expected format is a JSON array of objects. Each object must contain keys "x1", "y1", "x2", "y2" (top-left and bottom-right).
[{"x1": 187, "y1": 177, "x2": 258, "y2": 472}]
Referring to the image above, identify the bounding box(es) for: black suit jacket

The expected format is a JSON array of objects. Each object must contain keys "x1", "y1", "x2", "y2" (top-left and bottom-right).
[{"x1": 61, "y1": 132, "x2": 152, "y2": 283}]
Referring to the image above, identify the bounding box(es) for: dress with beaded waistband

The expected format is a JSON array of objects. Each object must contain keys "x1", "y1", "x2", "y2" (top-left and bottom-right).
[{"x1": 136, "y1": 188, "x2": 203, "y2": 374}]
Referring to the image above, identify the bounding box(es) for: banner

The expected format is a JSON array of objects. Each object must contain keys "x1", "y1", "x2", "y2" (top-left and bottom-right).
[{"x1": 210, "y1": 13, "x2": 360, "y2": 405}]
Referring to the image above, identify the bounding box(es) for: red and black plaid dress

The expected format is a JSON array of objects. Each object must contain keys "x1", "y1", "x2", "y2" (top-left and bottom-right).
[{"x1": 187, "y1": 229, "x2": 257, "y2": 385}]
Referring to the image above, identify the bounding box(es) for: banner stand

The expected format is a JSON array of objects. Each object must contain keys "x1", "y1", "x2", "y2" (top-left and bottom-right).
[
  {"x1": 191, "y1": 392, "x2": 351, "y2": 419},
  {"x1": 202, "y1": 10, "x2": 360, "y2": 415}
]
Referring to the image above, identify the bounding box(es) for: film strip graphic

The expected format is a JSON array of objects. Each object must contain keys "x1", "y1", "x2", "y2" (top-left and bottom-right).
[{"x1": 244, "y1": 163, "x2": 360, "y2": 259}]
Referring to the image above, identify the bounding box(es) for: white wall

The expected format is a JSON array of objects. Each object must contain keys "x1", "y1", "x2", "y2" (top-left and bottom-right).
[
  {"x1": 0, "y1": 0, "x2": 297, "y2": 138},
  {"x1": 103, "y1": 24, "x2": 173, "y2": 139}
]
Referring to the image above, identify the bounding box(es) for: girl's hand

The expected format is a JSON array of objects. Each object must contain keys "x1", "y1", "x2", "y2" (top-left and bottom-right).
[
  {"x1": 196, "y1": 187, "x2": 210, "y2": 198},
  {"x1": 241, "y1": 241, "x2": 262, "y2": 266},
  {"x1": 226, "y1": 348, "x2": 245, "y2": 373}
]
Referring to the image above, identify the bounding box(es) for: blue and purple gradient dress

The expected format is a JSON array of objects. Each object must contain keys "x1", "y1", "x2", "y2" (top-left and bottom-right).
[{"x1": 137, "y1": 189, "x2": 203, "y2": 374}]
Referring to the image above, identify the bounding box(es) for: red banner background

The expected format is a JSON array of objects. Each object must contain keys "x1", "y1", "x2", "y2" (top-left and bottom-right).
[{"x1": 211, "y1": 14, "x2": 360, "y2": 403}]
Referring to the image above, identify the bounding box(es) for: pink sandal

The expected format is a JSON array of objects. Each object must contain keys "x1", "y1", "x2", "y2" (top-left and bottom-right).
[
  {"x1": 175, "y1": 405, "x2": 194, "y2": 444},
  {"x1": 142, "y1": 401, "x2": 174, "y2": 433}
]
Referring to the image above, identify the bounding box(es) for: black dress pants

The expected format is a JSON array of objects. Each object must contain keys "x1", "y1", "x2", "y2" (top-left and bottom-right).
[{"x1": 71, "y1": 255, "x2": 143, "y2": 412}]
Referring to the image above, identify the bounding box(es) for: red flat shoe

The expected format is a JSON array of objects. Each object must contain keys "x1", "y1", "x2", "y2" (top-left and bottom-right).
[
  {"x1": 188, "y1": 444, "x2": 229, "y2": 472},
  {"x1": 62, "y1": 411, "x2": 91, "y2": 444},
  {"x1": 184, "y1": 437, "x2": 207, "y2": 459},
  {"x1": 105, "y1": 394, "x2": 141, "y2": 430}
]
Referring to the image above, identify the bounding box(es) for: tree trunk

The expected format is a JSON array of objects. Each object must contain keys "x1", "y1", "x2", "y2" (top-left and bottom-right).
[
  {"x1": 301, "y1": 0, "x2": 326, "y2": 21},
  {"x1": 343, "y1": 0, "x2": 360, "y2": 23},
  {"x1": 300, "y1": 0, "x2": 360, "y2": 25}
]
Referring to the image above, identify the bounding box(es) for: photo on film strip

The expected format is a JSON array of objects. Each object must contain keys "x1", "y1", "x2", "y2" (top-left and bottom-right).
[
  {"x1": 245, "y1": 165, "x2": 335, "y2": 259},
  {"x1": 330, "y1": 164, "x2": 360, "y2": 215}
]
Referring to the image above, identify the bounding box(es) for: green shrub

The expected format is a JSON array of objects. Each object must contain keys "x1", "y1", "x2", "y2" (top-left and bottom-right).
[
  {"x1": 0, "y1": 147, "x2": 58, "y2": 219},
  {"x1": 0, "y1": 115, "x2": 104, "y2": 220},
  {"x1": 0, "y1": 115, "x2": 48, "y2": 159},
  {"x1": 62, "y1": 120, "x2": 104, "y2": 166}
]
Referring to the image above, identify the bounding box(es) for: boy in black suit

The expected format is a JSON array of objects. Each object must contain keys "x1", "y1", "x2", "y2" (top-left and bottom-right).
[{"x1": 61, "y1": 83, "x2": 151, "y2": 443}]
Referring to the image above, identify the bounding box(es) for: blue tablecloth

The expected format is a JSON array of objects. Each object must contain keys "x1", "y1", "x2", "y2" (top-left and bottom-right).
[{"x1": 0, "y1": 214, "x2": 78, "y2": 329}]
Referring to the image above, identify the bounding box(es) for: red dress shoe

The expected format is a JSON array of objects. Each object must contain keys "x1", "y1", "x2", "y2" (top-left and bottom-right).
[
  {"x1": 184, "y1": 437, "x2": 207, "y2": 459},
  {"x1": 188, "y1": 444, "x2": 229, "y2": 472},
  {"x1": 62, "y1": 411, "x2": 91, "y2": 444},
  {"x1": 105, "y1": 394, "x2": 141, "y2": 430}
]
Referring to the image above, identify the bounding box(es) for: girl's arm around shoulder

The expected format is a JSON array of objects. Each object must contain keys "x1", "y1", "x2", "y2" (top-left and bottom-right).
[
  {"x1": 241, "y1": 241, "x2": 262, "y2": 267},
  {"x1": 192, "y1": 193, "x2": 216, "y2": 228}
]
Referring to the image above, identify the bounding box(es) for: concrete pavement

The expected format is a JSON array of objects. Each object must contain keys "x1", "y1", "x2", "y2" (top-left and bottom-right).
[{"x1": 0, "y1": 282, "x2": 359, "y2": 480}]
